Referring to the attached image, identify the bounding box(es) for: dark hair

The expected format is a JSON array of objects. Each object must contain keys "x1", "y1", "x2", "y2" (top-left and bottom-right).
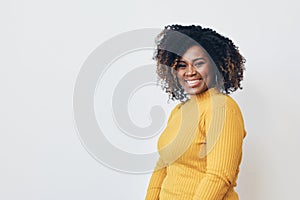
[{"x1": 153, "y1": 24, "x2": 246, "y2": 102}]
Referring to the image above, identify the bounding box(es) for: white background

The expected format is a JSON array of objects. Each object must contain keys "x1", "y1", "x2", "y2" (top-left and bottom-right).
[{"x1": 1, "y1": 0, "x2": 300, "y2": 199}]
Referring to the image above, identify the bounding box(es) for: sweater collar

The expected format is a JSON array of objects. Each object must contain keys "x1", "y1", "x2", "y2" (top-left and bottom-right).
[{"x1": 189, "y1": 87, "x2": 221, "y2": 103}]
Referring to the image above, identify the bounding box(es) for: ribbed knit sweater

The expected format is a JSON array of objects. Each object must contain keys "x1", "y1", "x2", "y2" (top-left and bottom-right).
[{"x1": 145, "y1": 87, "x2": 247, "y2": 200}]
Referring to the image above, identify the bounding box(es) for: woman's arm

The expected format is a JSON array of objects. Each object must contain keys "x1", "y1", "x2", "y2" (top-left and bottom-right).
[
  {"x1": 145, "y1": 103, "x2": 181, "y2": 200},
  {"x1": 145, "y1": 157, "x2": 167, "y2": 200},
  {"x1": 193, "y1": 101, "x2": 247, "y2": 200}
]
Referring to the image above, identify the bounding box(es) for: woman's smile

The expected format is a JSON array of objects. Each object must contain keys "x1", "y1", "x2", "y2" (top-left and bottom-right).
[{"x1": 184, "y1": 78, "x2": 203, "y2": 87}]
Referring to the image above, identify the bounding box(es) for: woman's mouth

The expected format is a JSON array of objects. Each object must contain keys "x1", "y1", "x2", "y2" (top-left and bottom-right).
[{"x1": 184, "y1": 78, "x2": 203, "y2": 87}]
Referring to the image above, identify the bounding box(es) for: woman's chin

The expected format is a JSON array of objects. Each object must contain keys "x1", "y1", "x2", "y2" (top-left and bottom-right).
[{"x1": 185, "y1": 87, "x2": 207, "y2": 95}]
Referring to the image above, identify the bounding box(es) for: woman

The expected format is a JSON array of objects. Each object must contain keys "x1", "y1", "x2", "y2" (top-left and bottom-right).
[{"x1": 145, "y1": 24, "x2": 247, "y2": 200}]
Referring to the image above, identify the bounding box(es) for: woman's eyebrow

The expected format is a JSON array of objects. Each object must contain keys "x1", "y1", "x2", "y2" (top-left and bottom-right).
[
  {"x1": 179, "y1": 57, "x2": 205, "y2": 62},
  {"x1": 192, "y1": 57, "x2": 205, "y2": 62}
]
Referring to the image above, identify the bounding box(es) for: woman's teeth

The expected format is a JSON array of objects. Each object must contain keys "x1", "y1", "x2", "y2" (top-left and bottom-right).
[
  {"x1": 187, "y1": 80, "x2": 199, "y2": 84},
  {"x1": 185, "y1": 79, "x2": 202, "y2": 87}
]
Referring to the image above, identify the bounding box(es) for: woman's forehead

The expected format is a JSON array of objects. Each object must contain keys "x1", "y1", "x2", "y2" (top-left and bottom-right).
[{"x1": 179, "y1": 45, "x2": 209, "y2": 62}]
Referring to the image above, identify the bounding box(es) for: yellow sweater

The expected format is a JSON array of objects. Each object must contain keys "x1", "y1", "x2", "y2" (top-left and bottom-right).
[{"x1": 145, "y1": 87, "x2": 247, "y2": 200}]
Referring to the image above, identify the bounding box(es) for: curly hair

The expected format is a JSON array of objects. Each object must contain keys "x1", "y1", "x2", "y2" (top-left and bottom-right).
[{"x1": 153, "y1": 24, "x2": 246, "y2": 103}]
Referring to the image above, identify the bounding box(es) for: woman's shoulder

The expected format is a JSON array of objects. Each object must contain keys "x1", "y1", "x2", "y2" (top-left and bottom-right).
[
  {"x1": 212, "y1": 92, "x2": 243, "y2": 114},
  {"x1": 165, "y1": 102, "x2": 182, "y2": 123},
  {"x1": 210, "y1": 93, "x2": 246, "y2": 129},
  {"x1": 172, "y1": 102, "x2": 183, "y2": 113}
]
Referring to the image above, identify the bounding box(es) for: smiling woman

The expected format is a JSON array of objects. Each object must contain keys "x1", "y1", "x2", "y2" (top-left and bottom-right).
[{"x1": 145, "y1": 24, "x2": 247, "y2": 200}]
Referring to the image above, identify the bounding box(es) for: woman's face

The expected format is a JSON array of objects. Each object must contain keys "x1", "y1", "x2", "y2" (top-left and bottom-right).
[{"x1": 175, "y1": 45, "x2": 216, "y2": 95}]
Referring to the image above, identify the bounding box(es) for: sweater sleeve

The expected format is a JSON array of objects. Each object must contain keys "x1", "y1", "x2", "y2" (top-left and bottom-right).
[
  {"x1": 193, "y1": 103, "x2": 246, "y2": 200},
  {"x1": 145, "y1": 157, "x2": 167, "y2": 200},
  {"x1": 145, "y1": 103, "x2": 181, "y2": 200}
]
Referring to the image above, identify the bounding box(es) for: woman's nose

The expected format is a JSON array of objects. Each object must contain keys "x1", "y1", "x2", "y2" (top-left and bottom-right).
[{"x1": 185, "y1": 64, "x2": 196, "y2": 76}]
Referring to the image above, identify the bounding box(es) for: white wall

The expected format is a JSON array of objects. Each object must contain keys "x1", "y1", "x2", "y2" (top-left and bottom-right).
[{"x1": 1, "y1": 0, "x2": 300, "y2": 199}]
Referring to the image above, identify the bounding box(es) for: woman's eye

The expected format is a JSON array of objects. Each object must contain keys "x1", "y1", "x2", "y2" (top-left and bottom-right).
[
  {"x1": 177, "y1": 64, "x2": 186, "y2": 68},
  {"x1": 194, "y1": 62, "x2": 204, "y2": 67}
]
